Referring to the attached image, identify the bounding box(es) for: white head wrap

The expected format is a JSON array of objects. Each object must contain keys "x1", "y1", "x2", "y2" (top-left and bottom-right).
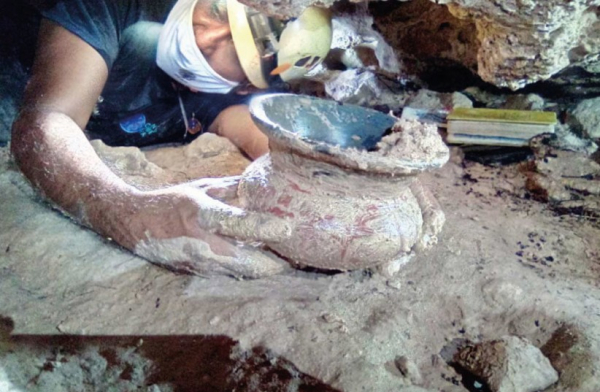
[{"x1": 157, "y1": 0, "x2": 239, "y2": 94}]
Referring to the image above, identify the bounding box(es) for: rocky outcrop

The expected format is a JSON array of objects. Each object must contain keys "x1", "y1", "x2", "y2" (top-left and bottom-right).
[
  {"x1": 454, "y1": 336, "x2": 559, "y2": 392},
  {"x1": 524, "y1": 135, "x2": 600, "y2": 218},
  {"x1": 572, "y1": 96, "x2": 600, "y2": 139},
  {"x1": 374, "y1": 0, "x2": 600, "y2": 90},
  {"x1": 443, "y1": 0, "x2": 600, "y2": 89}
]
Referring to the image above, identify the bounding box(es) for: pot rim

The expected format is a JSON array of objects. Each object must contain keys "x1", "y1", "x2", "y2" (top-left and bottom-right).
[{"x1": 249, "y1": 93, "x2": 449, "y2": 175}]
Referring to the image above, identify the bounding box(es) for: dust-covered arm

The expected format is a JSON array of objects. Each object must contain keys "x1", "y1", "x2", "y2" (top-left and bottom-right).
[
  {"x1": 10, "y1": 19, "x2": 137, "y2": 242},
  {"x1": 11, "y1": 20, "x2": 290, "y2": 277}
]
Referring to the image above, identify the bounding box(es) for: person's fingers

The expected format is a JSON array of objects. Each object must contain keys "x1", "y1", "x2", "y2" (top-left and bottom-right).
[
  {"x1": 170, "y1": 179, "x2": 292, "y2": 243},
  {"x1": 183, "y1": 187, "x2": 291, "y2": 243},
  {"x1": 215, "y1": 210, "x2": 292, "y2": 243},
  {"x1": 135, "y1": 233, "x2": 289, "y2": 279},
  {"x1": 186, "y1": 176, "x2": 241, "y2": 201}
]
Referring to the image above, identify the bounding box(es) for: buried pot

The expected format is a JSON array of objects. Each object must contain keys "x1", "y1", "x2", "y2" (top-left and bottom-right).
[{"x1": 238, "y1": 94, "x2": 449, "y2": 271}]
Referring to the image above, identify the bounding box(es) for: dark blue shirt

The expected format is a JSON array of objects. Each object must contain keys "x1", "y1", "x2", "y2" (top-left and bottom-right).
[
  {"x1": 42, "y1": 0, "x2": 175, "y2": 70},
  {"x1": 39, "y1": 0, "x2": 252, "y2": 147}
]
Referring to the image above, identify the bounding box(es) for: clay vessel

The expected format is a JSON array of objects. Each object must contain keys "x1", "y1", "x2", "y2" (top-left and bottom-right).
[{"x1": 238, "y1": 94, "x2": 449, "y2": 271}]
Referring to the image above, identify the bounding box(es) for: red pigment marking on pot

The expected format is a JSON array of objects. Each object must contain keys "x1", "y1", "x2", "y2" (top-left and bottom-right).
[
  {"x1": 277, "y1": 195, "x2": 293, "y2": 207},
  {"x1": 267, "y1": 207, "x2": 295, "y2": 219},
  {"x1": 288, "y1": 181, "x2": 312, "y2": 194}
]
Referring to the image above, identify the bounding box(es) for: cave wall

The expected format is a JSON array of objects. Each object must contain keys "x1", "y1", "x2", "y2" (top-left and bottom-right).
[
  {"x1": 444, "y1": 0, "x2": 600, "y2": 89},
  {"x1": 369, "y1": 0, "x2": 480, "y2": 91}
]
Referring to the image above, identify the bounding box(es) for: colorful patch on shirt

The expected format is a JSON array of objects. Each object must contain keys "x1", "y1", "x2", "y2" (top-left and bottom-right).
[
  {"x1": 119, "y1": 114, "x2": 158, "y2": 137},
  {"x1": 140, "y1": 122, "x2": 158, "y2": 137},
  {"x1": 119, "y1": 114, "x2": 147, "y2": 134},
  {"x1": 187, "y1": 114, "x2": 202, "y2": 135}
]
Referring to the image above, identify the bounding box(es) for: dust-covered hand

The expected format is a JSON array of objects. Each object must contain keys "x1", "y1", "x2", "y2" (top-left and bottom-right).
[{"x1": 105, "y1": 177, "x2": 292, "y2": 278}]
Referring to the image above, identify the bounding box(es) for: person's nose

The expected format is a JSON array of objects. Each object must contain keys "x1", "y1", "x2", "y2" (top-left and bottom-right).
[{"x1": 202, "y1": 26, "x2": 232, "y2": 56}]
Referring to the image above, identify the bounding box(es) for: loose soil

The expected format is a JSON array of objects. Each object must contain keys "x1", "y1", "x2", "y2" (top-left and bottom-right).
[{"x1": 1, "y1": 137, "x2": 599, "y2": 391}]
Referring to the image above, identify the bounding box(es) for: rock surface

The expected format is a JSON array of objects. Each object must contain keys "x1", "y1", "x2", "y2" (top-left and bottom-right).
[
  {"x1": 323, "y1": 68, "x2": 410, "y2": 108},
  {"x1": 454, "y1": 336, "x2": 559, "y2": 392},
  {"x1": 524, "y1": 139, "x2": 600, "y2": 218},
  {"x1": 501, "y1": 94, "x2": 545, "y2": 111},
  {"x1": 329, "y1": 5, "x2": 401, "y2": 74},
  {"x1": 442, "y1": 0, "x2": 600, "y2": 89},
  {"x1": 572, "y1": 97, "x2": 600, "y2": 139},
  {"x1": 404, "y1": 89, "x2": 473, "y2": 111},
  {"x1": 91, "y1": 134, "x2": 250, "y2": 190}
]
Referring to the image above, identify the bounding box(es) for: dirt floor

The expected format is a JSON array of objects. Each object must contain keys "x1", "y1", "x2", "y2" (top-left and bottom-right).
[{"x1": 1, "y1": 135, "x2": 599, "y2": 392}]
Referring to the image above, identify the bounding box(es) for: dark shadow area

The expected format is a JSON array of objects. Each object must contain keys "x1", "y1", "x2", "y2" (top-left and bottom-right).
[
  {"x1": 0, "y1": 1, "x2": 41, "y2": 145},
  {"x1": 0, "y1": 326, "x2": 340, "y2": 392},
  {"x1": 522, "y1": 66, "x2": 600, "y2": 103},
  {"x1": 0, "y1": 2, "x2": 40, "y2": 68},
  {"x1": 460, "y1": 146, "x2": 534, "y2": 167},
  {"x1": 368, "y1": 0, "x2": 483, "y2": 93}
]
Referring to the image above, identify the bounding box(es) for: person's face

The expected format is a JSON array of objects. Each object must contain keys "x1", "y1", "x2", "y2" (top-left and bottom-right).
[{"x1": 192, "y1": 2, "x2": 246, "y2": 82}]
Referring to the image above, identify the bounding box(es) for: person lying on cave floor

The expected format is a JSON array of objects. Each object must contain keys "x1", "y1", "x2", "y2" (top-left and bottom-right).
[{"x1": 10, "y1": 0, "x2": 332, "y2": 277}]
